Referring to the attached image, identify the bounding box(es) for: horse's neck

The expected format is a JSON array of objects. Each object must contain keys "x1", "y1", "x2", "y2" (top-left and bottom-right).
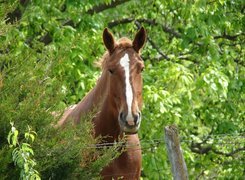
[
  {"x1": 58, "y1": 71, "x2": 122, "y2": 140},
  {"x1": 57, "y1": 71, "x2": 109, "y2": 126},
  {"x1": 94, "y1": 95, "x2": 121, "y2": 141},
  {"x1": 76, "y1": 71, "x2": 109, "y2": 115},
  {"x1": 90, "y1": 72, "x2": 121, "y2": 140},
  {"x1": 82, "y1": 72, "x2": 122, "y2": 140}
]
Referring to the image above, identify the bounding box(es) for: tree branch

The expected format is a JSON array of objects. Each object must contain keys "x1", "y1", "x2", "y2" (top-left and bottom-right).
[
  {"x1": 38, "y1": 1, "x2": 131, "y2": 45},
  {"x1": 189, "y1": 129, "x2": 245, "y2": 157},
  {"x1": 190, "y1": 142, "x2": 212, "y2": 154},
  {"x1": 138, "y1": 19, "x2": 181, "y2": 38},
  {"x1": 134, "y1": 20, "x2": 170, "y2": 61},
  {"x1": 108, "y1": 18, "x2": 181, "y2": 38},
  {"x1": 213, "y1": 147, "x2": 245, "y2": 157},
  {"x1": 147, "y1": 38, "x2": 170, "y2": 61},
  {"x1": 5, "y1": 0, "x2": 29, "y2": 24},
  {"x1": 214, "y1": 32, "x2": 244, "y2": 41},
  {"x1": 190, "y1": 141, "x2": 245, "y2": 157},
  {"x1": 86, "y1": 0, "x2": 131, "y2": 15},
  {"x1": 108, "y1": 18, "x2": 134, "y2": 28}
]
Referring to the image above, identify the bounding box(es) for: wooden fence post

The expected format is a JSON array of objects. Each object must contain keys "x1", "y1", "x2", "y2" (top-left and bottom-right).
[{"x1": 164, "y1": 125, "x2": 188, "y2": 180}]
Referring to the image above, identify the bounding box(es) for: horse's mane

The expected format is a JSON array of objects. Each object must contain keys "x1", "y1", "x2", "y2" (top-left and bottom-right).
[{"x1": 96, "y1": 37, "x2": 132, "y2": 69}]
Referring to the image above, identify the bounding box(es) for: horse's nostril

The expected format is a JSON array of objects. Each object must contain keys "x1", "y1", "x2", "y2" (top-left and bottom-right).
[
  {"x1": 134, "y1": 112, "x2": 141, "y2": 124},
  {"x1": 120, "y1": 112, "x2": 124, "y2": 120}
]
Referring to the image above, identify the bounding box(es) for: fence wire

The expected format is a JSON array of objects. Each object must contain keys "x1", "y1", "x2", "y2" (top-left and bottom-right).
[
  {"x1": 79, "y1": 133, "x2": 244, "y2": 178},
  {"x1": 80, "y1": 133, "x2": 245, "y2": 150}
]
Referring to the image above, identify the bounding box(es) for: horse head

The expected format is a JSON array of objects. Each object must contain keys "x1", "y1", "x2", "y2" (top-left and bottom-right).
[{"x1": 102, "y1": 27, "x2": 146, "y2": 134}]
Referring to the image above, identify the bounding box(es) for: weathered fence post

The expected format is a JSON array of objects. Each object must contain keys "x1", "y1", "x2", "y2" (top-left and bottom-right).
[{"x1": 164, "y1": 125, "x2": 188, "y2": 180}]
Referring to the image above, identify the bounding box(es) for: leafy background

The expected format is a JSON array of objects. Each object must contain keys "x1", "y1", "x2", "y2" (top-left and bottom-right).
[{"x1": 0, "y1": 0, "x2": 244, "y2": 179}]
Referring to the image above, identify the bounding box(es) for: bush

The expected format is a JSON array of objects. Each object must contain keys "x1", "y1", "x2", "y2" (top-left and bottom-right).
[{"x1": 0, "y1": 1, "x2": 119, "y2": 179}]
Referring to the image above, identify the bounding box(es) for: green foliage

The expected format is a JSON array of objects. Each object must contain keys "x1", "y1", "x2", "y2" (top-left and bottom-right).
[
  {"x1": 0, "y1": 0, "x2": 244, "y2": 179},
  {"x1": 34, "y1": 114, "x2": 120, "y2": 180},
  {"x1": 7, "y1": 122, "x2": 40, "y2": 180},
  {"x1": 0, "y1": 1, "x2": 119, "y2": 179}
]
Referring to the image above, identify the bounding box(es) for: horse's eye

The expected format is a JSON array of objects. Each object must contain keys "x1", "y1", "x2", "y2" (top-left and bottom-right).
[{"x1": 108, "y1": 69, "x2": 114, "y2": 74}]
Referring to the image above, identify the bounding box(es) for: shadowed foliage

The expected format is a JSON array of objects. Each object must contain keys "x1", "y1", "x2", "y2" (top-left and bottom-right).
[{"x1": 0, "y1": 0, "x2": 244, "y2": 179}]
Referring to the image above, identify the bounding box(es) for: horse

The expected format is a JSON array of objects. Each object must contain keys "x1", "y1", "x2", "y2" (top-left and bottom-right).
[{"x1": 57, "y1": 27, "x2": 146, "y2": 179}]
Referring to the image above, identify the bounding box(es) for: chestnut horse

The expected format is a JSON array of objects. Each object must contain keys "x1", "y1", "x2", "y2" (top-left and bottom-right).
[{"x1": 57, "y1": 27, "x2": 146, "y2": 179}]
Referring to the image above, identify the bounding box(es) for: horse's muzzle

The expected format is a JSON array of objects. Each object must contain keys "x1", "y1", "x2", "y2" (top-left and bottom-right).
[{"x1": 118, "y1": 112, "x2": 141, "y2": 134}]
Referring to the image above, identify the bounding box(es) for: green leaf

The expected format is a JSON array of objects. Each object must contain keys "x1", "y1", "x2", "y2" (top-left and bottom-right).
[{"x1": 12, "y1": 130, "x2": 19, "y2": 147}]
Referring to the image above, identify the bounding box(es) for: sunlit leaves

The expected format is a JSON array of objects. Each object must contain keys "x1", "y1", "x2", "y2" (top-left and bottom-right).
[
  {"x1": 8, "y1": 123, "x2": 40, "y2": 180},
  {"x1": 200, "y1": 67, "x2": 229, "y2": 100},
  {"x1": 0, "y1": 0, "x2": 244, "y2": 179}
]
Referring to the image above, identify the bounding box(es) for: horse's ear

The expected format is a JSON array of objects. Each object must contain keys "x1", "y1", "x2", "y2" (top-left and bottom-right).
[
  {"x1": 103, "y1": 28, "x2": 116, "y2": 54},
  {"x1": 133, "y1": 27, "x2": 146, "y2": 53}
]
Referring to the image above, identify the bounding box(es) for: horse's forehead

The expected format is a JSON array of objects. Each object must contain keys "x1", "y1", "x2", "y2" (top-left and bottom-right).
[
  {"x1": 110, "y1": 47, "x2": 133, "y2": 61},
  {"x1": 123, "y1": 49, "x2": 139, "y2": 62},
  {"x1": 117, "y1": 37, "x2": 132, "y2": 48},
  {"x1": 113, "y1": 51, "x2": 136, "y2": 68},
  {"x1": 104, "y1": 46, "x2": 139, "y2": 69}
]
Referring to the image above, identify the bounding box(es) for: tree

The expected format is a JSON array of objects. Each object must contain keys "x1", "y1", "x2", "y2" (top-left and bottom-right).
[{"x1": 0, "y1": 0, "x2": 244, "y2": 179}]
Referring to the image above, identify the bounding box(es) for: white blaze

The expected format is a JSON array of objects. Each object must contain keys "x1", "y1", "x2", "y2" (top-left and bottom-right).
[{"x1": 120, "y1": 53, "x2": 133, "y2": 122}]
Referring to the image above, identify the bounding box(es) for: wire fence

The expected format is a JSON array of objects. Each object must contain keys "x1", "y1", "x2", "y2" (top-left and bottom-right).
[
  {"x1": 78, "y1": 132, "x2": 245, "y2": 179},
  {"x1": 81, "y1": 132, "x2": 245, "y2": 150},
  {"x1": 81, "y1": 133, "x2": 245, "y2": 148}
]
